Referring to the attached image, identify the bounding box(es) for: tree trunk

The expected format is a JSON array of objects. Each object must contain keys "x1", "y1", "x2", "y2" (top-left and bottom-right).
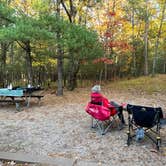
[
  {"x1": 56, "y1": 0, "x2": 63, "y2": 96},
  {"x1": 0, "y1": 42, "x2": 8, "y2": 87},
  {"x1": 104, "y1": 0, "x2": 116, "y2": 80},
  {"x1": 99, "y1": 69, "x2": 103, "y2": 84},
  {"x1": 24, "y1": 41, "x2": 33, "y2": 84},
  {"x1": 9, "y1": 42, "x2": 14, "y2": 83},
  {"x1": 131, "y1": 5, "x2": 136, "y2": 76},
  {"x1": 143, "y1": 0, "x2": 149, "y2": 76},
  {"x1": 61, "y1": 0, "x2": 81, "y2": 91},
  {"x1": 66, "y1": 59, "x2": 80, "y2": 91},
  {"x1": 104, "y1": 63, "x2": 107, "y2": 81},
  {"x1": 152, "y1": 0, "x2": 166, "y2": 76},
  {"x1": 57, "y1": 55, "x2": 63, "y2": 95}
]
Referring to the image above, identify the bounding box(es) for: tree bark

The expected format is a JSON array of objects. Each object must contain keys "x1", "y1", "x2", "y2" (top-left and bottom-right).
[
  {"x1": 0, "y1": 42, "x2": 8, "y2": 87},
  {"x1": 66, "y1": 59, "x2": 80, "y2": 91},
  {"x1": 164, "y1": 63, "x2": 166, "y2": 74}
]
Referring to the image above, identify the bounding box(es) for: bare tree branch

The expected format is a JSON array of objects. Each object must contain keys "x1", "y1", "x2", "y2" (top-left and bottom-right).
[{"x1": 60, "y1": 0, "x2": 72, "y2": 22}]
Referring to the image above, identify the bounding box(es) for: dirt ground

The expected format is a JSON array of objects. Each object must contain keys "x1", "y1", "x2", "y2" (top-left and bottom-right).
[{"x1": 0, "y1": 87, "x2": 166, "y2": 166}]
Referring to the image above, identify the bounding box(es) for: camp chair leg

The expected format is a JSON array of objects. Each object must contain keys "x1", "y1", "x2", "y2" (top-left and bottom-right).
[
  {"x1": 103, "y1": 121, "x2": 114, "y2": 135},
  {"x1": 92, "y1": 115, "x2": 123, "y2": 135},
  {"x1": 91, "y1": 117, "x2": 95, "y2": 128},
  {"x1": 96, "y1": 122, "x2": 104, "y2": 135},
  {"x1": 91, "y1": 117, "x2": 99, "y2": 129},
  {"x1": 127, "y1": 114, "x2": 132, "y2": 146},
  {"x1": 156, "y1": 137, "x2": 161, "y2": 151},
  {"x1": 156, "y1": 121, "x2": 161, "y2": 150},
  {"x1": 97, "y1": 120, "x2": 114, "y2": 135},
  {"x1": 156, "y1": 121, "x2": 160, "y2": 133},
  {"x1": 118, "y1": 121, "x2": 123, "y2": 130},
  {"x1": 127, "y1": 131, "x2": 131, "y2": 146},
  {"x1": 127, "y1": 122, "x2": 132, "y2": 146}
]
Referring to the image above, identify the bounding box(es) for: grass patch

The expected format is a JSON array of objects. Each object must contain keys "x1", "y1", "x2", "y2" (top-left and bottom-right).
[{"x1": 107, "y1": 74, "x2": 166, "y2": 94}]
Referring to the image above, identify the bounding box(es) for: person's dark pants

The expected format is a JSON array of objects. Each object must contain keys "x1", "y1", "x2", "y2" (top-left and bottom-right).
[{"x1": 110, "y1": 101, "x2": 125, "y2": 124}]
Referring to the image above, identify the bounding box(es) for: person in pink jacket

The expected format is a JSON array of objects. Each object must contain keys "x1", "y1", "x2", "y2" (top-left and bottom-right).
[{"x1": 91, "y1": 85, "x2": 126, "y2": 125}]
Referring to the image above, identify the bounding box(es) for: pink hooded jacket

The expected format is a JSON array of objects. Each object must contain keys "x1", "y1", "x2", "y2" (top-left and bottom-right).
[{"x1": 91, "y1": 92, "x2": 116, "y2": 111}]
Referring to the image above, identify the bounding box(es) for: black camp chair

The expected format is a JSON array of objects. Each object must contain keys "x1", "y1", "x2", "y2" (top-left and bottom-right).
[{"x1": 126, "y1": 104, "x2": 163, "y2": 150}]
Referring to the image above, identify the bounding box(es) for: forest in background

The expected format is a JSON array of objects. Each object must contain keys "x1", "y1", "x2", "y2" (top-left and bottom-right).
[{"x1": 0, "y1": 0, "x2": 165, "y2": 95}]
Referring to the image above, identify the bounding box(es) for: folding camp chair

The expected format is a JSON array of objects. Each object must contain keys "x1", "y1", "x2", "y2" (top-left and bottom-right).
[
  {"x1": 85, "y1": 102, "x2": 123, "y2": 135},
  {"x1": 126, "y1": 104, "x2": 162, "y2": 150}
]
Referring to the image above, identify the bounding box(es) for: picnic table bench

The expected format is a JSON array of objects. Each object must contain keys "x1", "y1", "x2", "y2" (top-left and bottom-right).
[{"x1": 0, "y1": 98, "x2": 25, "y2": 111}]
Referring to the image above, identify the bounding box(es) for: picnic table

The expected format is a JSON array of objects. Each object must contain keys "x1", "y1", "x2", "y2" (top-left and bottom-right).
[{"x1": 0, "y1": 87, "x2": 44, "y2": 111}]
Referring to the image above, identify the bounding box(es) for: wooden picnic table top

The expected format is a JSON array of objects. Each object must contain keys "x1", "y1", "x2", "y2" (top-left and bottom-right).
[
  {"x1": 0, "y1": 86, "x2": 43, "y2": 97},
  {"x1": 0, "y1": 88, "x2": 23, "y2": 97}
]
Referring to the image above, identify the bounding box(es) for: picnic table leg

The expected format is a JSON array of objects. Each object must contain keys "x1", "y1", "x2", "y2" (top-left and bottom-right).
[
  {"x1": 25, "y1": 96, "x2": 31, "y2": 107},
  {"x1": 15, "y1": 102, "x2": 21, "y2": 111},
  {"x1": 38, "y1": 97, "x2": 41, "y2": 106},
  {"x1": 27, "y1": 96, "x2": 31, "y2": 107},
  {"x1": 11, "y1": 97, "x2": 21, "y2": 111}
]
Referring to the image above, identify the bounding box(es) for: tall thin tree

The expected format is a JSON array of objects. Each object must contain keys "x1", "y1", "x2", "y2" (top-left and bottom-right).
[
  {"x1": 152, "y1": 0, "x2": 166, "y2": 76},
  {"x1": 56, "y1": 0, "x2": 63, "y2": 96},
  {"x1": 143, "y1": 0, "x2": 149, "y2": 76}
]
